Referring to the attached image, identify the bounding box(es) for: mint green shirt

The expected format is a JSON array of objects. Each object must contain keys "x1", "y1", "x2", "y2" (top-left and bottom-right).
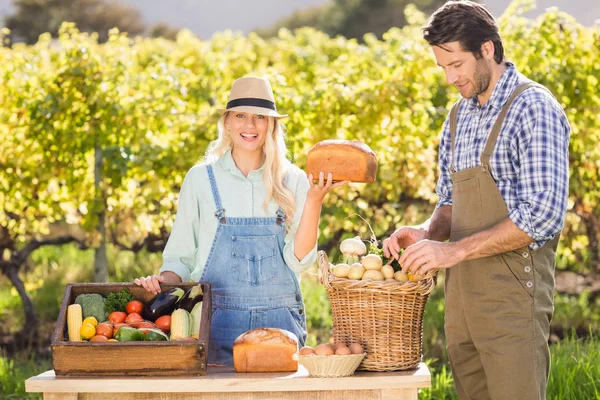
[{"x1": 159, "y1": 149, "x2": 317, "y2": 282}]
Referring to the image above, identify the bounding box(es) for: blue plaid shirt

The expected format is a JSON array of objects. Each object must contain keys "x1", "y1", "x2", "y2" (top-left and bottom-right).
[{"x1": 436, "y1": 63, "x2": 571, "y2": 250}]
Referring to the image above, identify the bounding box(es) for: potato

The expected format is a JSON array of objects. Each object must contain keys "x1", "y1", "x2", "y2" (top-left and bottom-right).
[
  {"x1": 349, "y1": 343, "x2": 364, "y2": 354},
  {"x1": 332, "y1": 263, "x2": 350, "y2": 278},
  {"x1": 394, "y1": 271, "x2": 409, "y2": 283},
  {"x1": 362, "y1": 270, "x2": 384, "y2": 281},
  {"x1": 335, "y1": 346, "x2": 351, "y2": 355},
  {"x1": 299, "y1": 346, "x2": 315, "y2": 355},
  {"x1": 361, "y1": 254, "x2": 383, "y2": 270},
  {"x1": 348, "y1": 264, "x2": 365, "y2": 280},
  {"x1": 381, "y1": 265, "x2": 395, "y2": 279},
  {"x1": 314, "y1": 344, "x2": 334, "y2": 356}
]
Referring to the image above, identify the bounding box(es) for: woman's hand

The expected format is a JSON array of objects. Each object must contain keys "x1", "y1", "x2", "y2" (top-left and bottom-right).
[
  {"x1": 306, "y1": 172, "x2": 348, "y2": 204},
  {"x1": 134, "y1": 272, "x2": 182, "y2": 295}
]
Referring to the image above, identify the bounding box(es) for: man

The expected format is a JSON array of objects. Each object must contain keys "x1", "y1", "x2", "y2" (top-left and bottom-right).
[{"x1": 382, "y1": 1, "x2": 570, "y2": 399}]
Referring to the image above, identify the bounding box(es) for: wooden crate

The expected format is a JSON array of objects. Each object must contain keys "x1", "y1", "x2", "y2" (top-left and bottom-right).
[{"x1": 51, "y1": 282, "x2": 212, "y2": 377}]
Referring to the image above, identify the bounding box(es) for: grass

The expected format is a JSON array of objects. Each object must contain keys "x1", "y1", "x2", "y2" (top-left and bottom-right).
[
  {"x1": 0, "y1": 352, "x2": 50, "y2": 400},
  {"x1": 547, "y1": 332, "x2": 600, "y2": 400}
]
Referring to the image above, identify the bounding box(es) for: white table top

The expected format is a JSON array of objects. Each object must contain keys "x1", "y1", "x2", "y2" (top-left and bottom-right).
[{"x1": 26, "y1": 363, "x2": 431, "y2": 393}]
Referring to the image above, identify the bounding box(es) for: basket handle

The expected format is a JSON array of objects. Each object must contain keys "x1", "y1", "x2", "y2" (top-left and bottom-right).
[{"x1": 317, "y1": 250, "x2": 333, "y2": 290}]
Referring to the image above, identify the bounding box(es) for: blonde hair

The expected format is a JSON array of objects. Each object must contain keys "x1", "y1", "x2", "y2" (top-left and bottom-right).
[{"x1": 204, "y1": 113, "x2": 296, "y2": 230}]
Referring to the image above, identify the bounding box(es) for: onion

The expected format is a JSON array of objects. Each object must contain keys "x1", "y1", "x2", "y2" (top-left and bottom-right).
[{"x1": 339, "y1": 236, "x2": 367, "y2": 264}]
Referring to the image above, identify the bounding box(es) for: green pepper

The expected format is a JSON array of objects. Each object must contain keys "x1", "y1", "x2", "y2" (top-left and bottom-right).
[
  {"x1": 145, "y1": 328, "x2": 168, "y2": 341},
  {"x1": 114, "y1": 327, "x2": 146, "y2": 342}
]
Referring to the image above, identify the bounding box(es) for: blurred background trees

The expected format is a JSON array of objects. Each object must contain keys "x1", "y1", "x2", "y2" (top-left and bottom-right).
[
  {"x1": 3, "y1": 0, "x2": 179, "y2": 44},
  {"x1": 257, "y1": 0, "x2": 455, "y2": 40}
]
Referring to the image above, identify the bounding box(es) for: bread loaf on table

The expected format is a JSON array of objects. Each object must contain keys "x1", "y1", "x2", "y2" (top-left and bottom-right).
[
  {"x1": 306, "y1": 139, "x2": 378, "y2": 183},
  {"x1": 233, "y1": 328, "x2": 299, "y2": 373}
]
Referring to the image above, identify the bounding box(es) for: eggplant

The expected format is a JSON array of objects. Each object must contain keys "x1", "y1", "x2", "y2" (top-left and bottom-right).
[
  {"x1": 178, "y1": 284, "x2": 203, "y2": 312},
  {"x1": 142, "y1": 287, "x2": 185, "y2": 321}
]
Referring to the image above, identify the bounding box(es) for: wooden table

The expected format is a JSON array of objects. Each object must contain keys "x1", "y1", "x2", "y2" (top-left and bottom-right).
[{"x1": 26, "y1": 363, "x2": 431, "y2": 400}]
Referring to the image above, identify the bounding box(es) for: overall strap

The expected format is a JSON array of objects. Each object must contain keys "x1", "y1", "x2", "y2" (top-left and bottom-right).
[
  {"x1": 275, "y1": 208, "x2": 286, "y2": 227},
  {"x1": 480, "y1": 81, "x2": 547, "y2": 168},
  {"x1": 449, "y1": 98, "x2": 464, "y2": 173},
  {"x1": 206, "y1": 165, "x2": 226, "y2": 223}
]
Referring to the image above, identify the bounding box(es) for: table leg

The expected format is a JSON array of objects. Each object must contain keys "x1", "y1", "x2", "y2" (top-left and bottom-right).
[
  {"x1": 43, "y1": 393, "x2": 78, "y2": 400},
  {"x1": 380, "y1": 389, "x2": 418, "y2": 400}
]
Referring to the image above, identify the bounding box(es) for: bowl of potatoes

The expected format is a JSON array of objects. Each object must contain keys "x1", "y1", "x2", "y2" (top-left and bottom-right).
[{"x1": 298, "y1": 341, "x2": 366, "y2": 377}]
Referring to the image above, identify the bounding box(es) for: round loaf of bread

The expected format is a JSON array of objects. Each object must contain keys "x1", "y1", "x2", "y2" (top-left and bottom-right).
[
  {"x1": 233, "y1": 328, "x2": 299, "y2": 373},
  {"x1": 306, "y1": 139, "x2": 378, "y2": 183}
]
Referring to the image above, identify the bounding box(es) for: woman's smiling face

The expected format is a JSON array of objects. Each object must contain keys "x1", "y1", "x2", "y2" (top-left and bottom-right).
[{"x1": 226, "y1": 112, "x2": 270, "y2": 153}]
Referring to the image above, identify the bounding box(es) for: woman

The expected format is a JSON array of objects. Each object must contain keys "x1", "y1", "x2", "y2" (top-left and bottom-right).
[{"x1": 135, "y1": 76, "x2": 345, "y2": 364}]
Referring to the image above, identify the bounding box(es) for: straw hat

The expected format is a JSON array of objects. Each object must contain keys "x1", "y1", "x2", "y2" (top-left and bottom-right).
[{"x1": 218, "y1": 76, "x2": 288, "y2": 118}]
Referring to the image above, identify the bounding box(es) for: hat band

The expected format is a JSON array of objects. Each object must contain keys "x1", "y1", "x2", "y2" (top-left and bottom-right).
[{"x1": 226, "y1": 98, "x2": 276, "y2": 111}]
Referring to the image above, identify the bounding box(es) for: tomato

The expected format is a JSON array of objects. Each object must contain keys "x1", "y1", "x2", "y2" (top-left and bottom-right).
[
  {"x1": 136, "y1": 321, "x2": 158, "y2": 334},
  {"x1": 113, "y1": 323, "x2": 130, "y2": 334},
  {"x1": 126, "y1": 300, "x2": 143, "y2": 315},
  {"x1": 108, "y1": 311, "x2": 127, "y2": 324},
  {"x1": 154, "y1": 315, "x2": 171, "y2": 334},
  {"x1": 125, "y1": 312, "x2": 143, "y2": 324},
  {"x1": 96, "y1": 322, "x2": 114, "y2": 339},
  {"x1": 90, "y1": 335, "x2": 108, "y2": 342}
]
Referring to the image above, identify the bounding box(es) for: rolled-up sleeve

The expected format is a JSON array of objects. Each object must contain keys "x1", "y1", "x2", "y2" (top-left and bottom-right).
[
  {"x1": 282, "y1": 169, "x2": 318, "y2": 273},
  {"x1": 436, "y1": 117, "x2": 453, "y2": 209},
  {"x1": 159, "y1": 168, "x2": 201, "y2": 282},
  {"x1": 507, "y1": 100, "x2": 570, "y2": 249}
]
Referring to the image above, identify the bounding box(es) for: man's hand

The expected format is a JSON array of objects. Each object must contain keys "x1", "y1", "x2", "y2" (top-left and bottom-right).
[
  {"x1": 383, "y1": 226, "x2": 428, "y2": 260},
  {"x1": 399, "y1": 240, "x2": 464, "y2": 276}
]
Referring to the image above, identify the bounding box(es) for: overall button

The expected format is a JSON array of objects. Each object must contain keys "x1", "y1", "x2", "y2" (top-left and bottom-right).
[
  {"x1": 298, "y1": 309, "x2": 303, "y2": 315},
  {"x1": 522, "y1": 252, "x2": 529, "y2": 258},
  {"x1": 526, "y1": 281, "x2": 533, "y2": 288},
  {"x1": 295, "y1": 294, "x2": 301, "y2": 301},
  {"x1": 524, "y1": 266, "x2": 531, "y2": 273}
]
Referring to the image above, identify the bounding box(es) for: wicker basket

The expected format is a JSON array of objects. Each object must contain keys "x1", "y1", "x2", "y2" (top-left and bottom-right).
[{"x1": 317, "y1": 250, "x2": 436, "y2": 372}]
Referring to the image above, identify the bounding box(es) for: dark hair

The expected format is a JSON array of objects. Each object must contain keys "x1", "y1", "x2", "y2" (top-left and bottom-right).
[{"x1": 422, "y1": 1, "x2": 504, "y2": 64}]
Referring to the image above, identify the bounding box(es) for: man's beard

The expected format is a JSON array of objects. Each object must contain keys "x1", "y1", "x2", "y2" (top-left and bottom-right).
[{"x1": 465, "y1": 58, "x2": 491, "y2": 99}]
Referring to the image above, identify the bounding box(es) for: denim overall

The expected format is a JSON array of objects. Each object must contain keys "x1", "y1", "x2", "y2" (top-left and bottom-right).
[{"x1": 200, "y1": 165, "x2": 307, "y2": 365}]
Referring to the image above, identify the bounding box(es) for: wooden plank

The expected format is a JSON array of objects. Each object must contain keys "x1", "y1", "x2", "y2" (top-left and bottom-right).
[
  {"x1": 52, "y1": 342, "x2": 206, "y2": 376},
  {"x1": 380, "y1": 389, "x2": 418, "y2": 400},
  {"x1": 77, "y1": 390, "x2": 415, "y2": 399},
  {"x1": 26, "y1": 364, "x2": 431, "y2": 394},
  {"x1": 43, "y1": 394, "x2": 77, "y2": 400}
]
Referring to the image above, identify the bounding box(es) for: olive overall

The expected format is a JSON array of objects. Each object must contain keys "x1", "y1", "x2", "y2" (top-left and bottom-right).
[{"x1": 445, "y1": 82, "x2": 559, "y2": 400}]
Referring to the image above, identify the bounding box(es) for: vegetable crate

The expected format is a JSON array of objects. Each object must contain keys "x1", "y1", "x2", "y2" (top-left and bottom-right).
[
  {"x1": 51, "y1": 282, "x2": 212, "y2": 377},
  {"x1": 318, "y1": 251, "x2": 436, "y2": 372}
]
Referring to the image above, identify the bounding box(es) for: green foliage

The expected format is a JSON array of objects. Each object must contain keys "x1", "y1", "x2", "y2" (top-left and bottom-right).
[
  {"x1": 552, "y1": 291, "x2": 600, "y2": 333},
  {"x1": 1, "y1": 3, "x2": 599, "y2": 277},
  {"x1": 103, "y1": 288, "x2": 134, "y2": 314},
  {"x1": 300, "y1": 272, "x2": 333, "y2": 347}
]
